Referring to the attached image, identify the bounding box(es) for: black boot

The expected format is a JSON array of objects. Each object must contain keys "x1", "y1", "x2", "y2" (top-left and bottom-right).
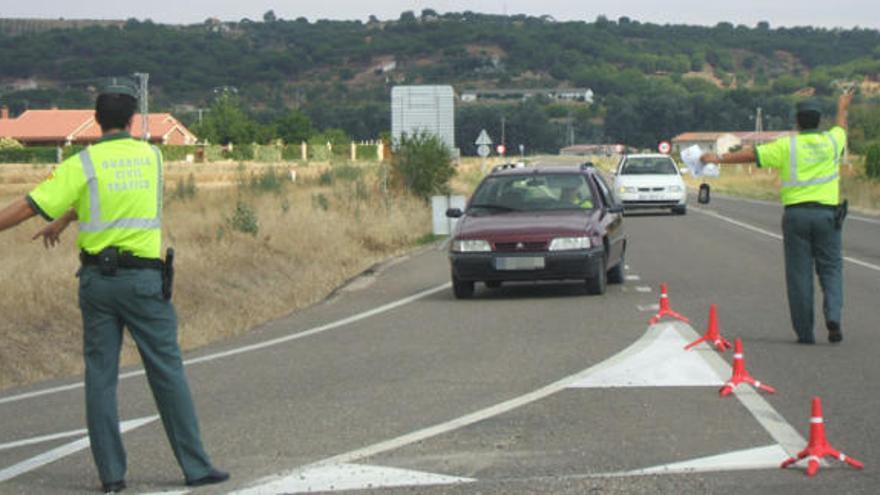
[{"x1": 827, "y1": 321, "x2": 842, "y2": 343}]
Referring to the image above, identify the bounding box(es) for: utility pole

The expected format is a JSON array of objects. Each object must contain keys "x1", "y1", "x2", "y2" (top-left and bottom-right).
[
  {"x1": 755, "y1": 107, "x2": 763, "y2": 134},
  {"x1": 134, "y1": 72, "x2": 150, "y2": 141},
  {"x1": 501, "y1": 115, "x2": 506, "y2": 149}
]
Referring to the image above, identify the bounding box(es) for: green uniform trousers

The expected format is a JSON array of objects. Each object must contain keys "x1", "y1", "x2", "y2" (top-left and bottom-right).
[
  {"x1": 781, "y1": 206, "x2": 843, "y2": 342},
  {"x1": 78, "y1": 266, "x2": 213, "y2": 484}
]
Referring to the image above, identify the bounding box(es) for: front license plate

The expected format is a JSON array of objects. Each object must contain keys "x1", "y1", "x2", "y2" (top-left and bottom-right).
[
  {"x1": 495, "y1": 256, "x2": 545, "y2": 270},
  {"x1": 638, "y1": 193, "x2": 662, "y2": 200}
]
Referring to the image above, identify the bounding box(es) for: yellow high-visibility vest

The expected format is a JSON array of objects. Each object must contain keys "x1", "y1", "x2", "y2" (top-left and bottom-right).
[
  {"x1": 28, "y1": 133, "x2": 163, "y2": 258},
  {"x1": 755, "y1": 127, "x2": 844, "y2": 206}
]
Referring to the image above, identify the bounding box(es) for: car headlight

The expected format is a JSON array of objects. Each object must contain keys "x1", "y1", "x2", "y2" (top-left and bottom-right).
[
  {"x1": 452, "y1": 239, "x2": 491, "y2": 252},
  {"x1": 619, "y1": 186, "x2": 636, "y2": 193},
  {"x1": 548, "y1": 236, "x2": 591, "y2": 251},
  {"x1": 668, "y1": 185, "x2": 683, "y2": 192}
]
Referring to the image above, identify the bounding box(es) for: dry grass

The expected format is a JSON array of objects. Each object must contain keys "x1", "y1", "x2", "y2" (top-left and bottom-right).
[{"x1": 0, "y1": 161, "x2": 430, "y2": 391}]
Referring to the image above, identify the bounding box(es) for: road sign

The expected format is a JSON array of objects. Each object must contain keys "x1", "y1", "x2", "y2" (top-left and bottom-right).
[
  {"x1": 496, "y1": 144, "x2": 506, "y2": 156},
  {"x1": 658, "y1": 141, "x2": 671, "y2": 154},
  {"x1": 475, "y1": 129, "x2": 493, "y2": 146},
  {"x1": 477, "y1": 144, "x2": 491, "y2": 158}
]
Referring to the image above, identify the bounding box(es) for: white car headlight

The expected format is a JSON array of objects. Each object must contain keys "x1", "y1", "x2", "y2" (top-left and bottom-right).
[
  {"x1": 668, "y1": 185, "x2": 683, "y2": 192},
  {"x1": 548, "y1": 236, "x2": 591, "y2": 251},
  {"x1": 452, "y1": 239, "x2": 491, "y2": 252},
  {"x1": 619, "y1": 186, "x2": 636, "y2": 193}
]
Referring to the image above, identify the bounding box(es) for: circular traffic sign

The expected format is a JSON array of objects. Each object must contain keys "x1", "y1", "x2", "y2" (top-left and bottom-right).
[
  {"x1": 477, "y1": 144, "x2": 490, "y2": 158},
  {"x1": 496, "y1": 144, "x2": 506, "y2": 156},
  {"x1": 658, "y1": 141, "x2": 671, "y2": 154}
]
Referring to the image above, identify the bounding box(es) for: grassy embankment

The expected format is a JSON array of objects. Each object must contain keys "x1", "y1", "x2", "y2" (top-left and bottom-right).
[{"x1": 0, "y1": 160, "x2": 431, "y2": 391}]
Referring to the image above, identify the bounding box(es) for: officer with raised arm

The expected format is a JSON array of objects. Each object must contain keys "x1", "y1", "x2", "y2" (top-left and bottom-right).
[
  {"x1": 700, "y1": 90, "x2": 854, "y2": 344},
  {"x1": 0, "y1": 84, "x2": 228, "y2": 492}
]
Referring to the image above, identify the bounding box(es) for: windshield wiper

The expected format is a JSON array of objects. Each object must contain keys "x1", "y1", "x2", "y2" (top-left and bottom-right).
[{"x1": 469, "y1": 203, "x2": 518, "y2": 212}]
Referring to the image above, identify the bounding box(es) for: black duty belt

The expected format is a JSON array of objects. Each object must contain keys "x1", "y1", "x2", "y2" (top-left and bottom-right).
[
  {"x1": 784, "y1": 202, "x2": 836, "y2": 210},
  {"x1": 80, "y1": 250, "x2": 163, "y2": 270}
]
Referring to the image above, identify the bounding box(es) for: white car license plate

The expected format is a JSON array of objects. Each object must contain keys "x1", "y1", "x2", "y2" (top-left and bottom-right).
[
  {"x1": 638, "y1": 193, "x2": 662, "y2": 200},
  {"x1": 495, "y1": 257, "x2": 545, "y2": 270}
]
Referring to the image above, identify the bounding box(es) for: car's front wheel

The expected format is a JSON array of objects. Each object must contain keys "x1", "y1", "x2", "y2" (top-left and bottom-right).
[
  {"x1": 607, "y1": 251, "x2": 625, "y2": 285},
  {"x1": 452, "y1": 275, "x2": 475, "y2": 299},
  {"x1": 672, "y1": 205, "x2": 687, "y2": 215},
  {"x1": 585, "y1": 256, "x2": 607, "y2": 295}
]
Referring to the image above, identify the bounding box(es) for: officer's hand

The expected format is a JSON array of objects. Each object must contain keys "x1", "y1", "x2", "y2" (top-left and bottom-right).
[{"x1": 32, "y1": 221, "x2": 67, "y2": 249}]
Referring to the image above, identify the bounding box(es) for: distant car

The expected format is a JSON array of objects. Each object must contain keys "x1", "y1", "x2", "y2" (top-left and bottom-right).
[
  {"x1": 445, "y1": 162, "x2": 627, "y2": 299},
  {"x1": 612, "y1": 154, "x2": 687, "y2": 214}
]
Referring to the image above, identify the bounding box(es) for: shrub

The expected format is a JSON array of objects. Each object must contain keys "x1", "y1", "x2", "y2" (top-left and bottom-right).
[
  {"x1": 391, "y1": 130, "x2": 455, "y2": 201},
  {"x1": 227, "y1": 201, "x2": 259, "y2": 235},
  {"x1": 865, "y1": 142, "x2": 880, "y2": 179}
]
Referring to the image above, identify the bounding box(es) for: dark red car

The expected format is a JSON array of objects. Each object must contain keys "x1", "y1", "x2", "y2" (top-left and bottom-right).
[{"x1": 446, "y1": 162, "x2": 626, "y2": 299}]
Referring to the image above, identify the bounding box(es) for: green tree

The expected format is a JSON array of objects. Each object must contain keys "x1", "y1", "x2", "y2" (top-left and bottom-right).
[
  {"x1": 273, "y1": 110, "x2": 314, "y2": 144},
  {"x1": 392, "y1": 131, "x2": 455, "y2": 201},
  {"x1": 865, "y1": 142, "x2": 880, "y2": 179},
  {"x1": 194, "y1": 93, "x2": 257, "y2": 145}
]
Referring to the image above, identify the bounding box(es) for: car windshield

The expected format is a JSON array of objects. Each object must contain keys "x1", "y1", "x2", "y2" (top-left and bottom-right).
[
  {"x1": 469, "y1": 173, "x2": 595, "y2": 213},
  {"x1": 621, "y1": 157, "x2": 678, "y2": 175}
]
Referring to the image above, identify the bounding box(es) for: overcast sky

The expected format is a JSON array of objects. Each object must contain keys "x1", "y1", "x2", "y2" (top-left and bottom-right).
[{"x1": 4, "y1": 0, "x2": 880, "y2": 29}]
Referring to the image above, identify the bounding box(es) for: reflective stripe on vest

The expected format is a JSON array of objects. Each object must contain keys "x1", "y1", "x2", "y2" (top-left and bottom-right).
[
  {"x1": 78, "y1": 148, "x2": 162, "y2": 233},
  {"x1": 783, "y1": 134, "x2": 839, "y2": 188}
]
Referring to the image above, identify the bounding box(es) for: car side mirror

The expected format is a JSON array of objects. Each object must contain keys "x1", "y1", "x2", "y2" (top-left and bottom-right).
[{"x1": 446, "y1": 208, "x2": 463, "y2": 218}]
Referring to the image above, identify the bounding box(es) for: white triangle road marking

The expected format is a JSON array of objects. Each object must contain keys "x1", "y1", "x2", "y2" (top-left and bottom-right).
[
  {"x1": 0, "y1": 415, "x2": 158, "y2": 483},
  {"x1": 622, "y1": 444, "x2": 788, "y2": 475},
  {"x1": 567, "y1": 324, "x2": 726, "y2": 388},
  {"x1": 232, "y1": 463, "x2": 475, "y2": 494},
  {"x1": 0, "y1": 427, "x2": 88, "y2": 452}
]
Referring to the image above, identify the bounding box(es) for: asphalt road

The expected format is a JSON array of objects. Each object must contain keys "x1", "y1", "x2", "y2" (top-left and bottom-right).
[{"x1": 1, "y1": 193, "x2": 879, "y2": 495}]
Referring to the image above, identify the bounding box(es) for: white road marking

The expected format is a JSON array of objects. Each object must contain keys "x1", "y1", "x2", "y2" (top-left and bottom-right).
[
  {"x1": 234, "y1": 322, "x2": 805, "y2": 492},
  {"x1": 625, "y1": 274, "x2": 641, "y2": 281},
  {"x1": 0, "y1": 416, "x2": 158, "y2": 483},
  {"x1": 0, "y1": 283, "x2": 452, "y2": 406},
  {"x1": 233, "y1": 463, "x2": 474, "y2": 495},
  {"x1": 703, "y1": 193, "x2": 880, "y2": 225},
  {"x1": 693, "y1": 208, "x2": 880, "y2": 273},
  {"x1": 567, "y1": 325, "x2": 725, "y2": 387},
  {"x1": 0, "y1": 427, "x2": 88, "y2": 452},
  {"x1": 622, "y1": 444, "x2": 789, "y2": 475},
  {"x1": 635, "y1": 286, "x2": 652, "y2": 293},
  {"x1": 637, "y1": 304, "x2": 660, "y2": 312}
]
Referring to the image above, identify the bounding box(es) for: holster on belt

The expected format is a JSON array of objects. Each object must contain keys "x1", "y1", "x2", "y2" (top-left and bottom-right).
[
  {"x1": 162, "y1": 248, "x2": 175, "y2": 301},
  {"x1": 96, "y1": 247, "x2": 119, "y2": 276},
  {"x1": 835, "y1": 199, "x2": 848, "y2": 230}
]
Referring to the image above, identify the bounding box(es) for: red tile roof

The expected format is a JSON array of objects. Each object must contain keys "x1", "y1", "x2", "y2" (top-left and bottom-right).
[{"x1": 0, "y1": 109, "x2": 197, "y2": 145}]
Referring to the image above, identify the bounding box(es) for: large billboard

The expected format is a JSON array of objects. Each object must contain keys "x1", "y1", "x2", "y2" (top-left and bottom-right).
[{"x1": 391, "y1": 85, "x2": 455, "y2": 151}]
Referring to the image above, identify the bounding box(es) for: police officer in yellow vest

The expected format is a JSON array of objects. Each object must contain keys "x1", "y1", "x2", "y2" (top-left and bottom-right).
[
  {"x1": 700, "y1": 90, "x2": 854, "y2": 345},
  {"x1": 0, "y1": 84, "x2": 228, "y2": 492}
]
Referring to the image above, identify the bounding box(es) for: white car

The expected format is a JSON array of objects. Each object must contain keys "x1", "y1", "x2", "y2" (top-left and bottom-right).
[{"x1": 612, "y1": 154, "x2": 687, "y2": 215}]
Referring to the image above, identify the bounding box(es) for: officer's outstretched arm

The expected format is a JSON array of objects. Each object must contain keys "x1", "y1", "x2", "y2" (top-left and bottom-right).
[
  {"x1": 836, "y1": 90, "x2": 854, "y2": 129},
  {"x1": 700, "y1": 148, "x2": 756, "y2": 165},
  {"x1": 32, "y1": 209, "x2": 77, "y2": 249},
  {"x1": 0, "y1": 197, "x2": 37, "y2": 233}
]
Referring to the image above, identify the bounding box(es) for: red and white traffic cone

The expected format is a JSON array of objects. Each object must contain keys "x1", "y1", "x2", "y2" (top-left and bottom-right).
[
  {"x1": 781, "y1": 397, "x2": 864, "y2": 476},
  {"x1": 719, "y1": 338, "x2": 776, "y2": 397},
  {"x1": 684, "y1": 304, "x2": 733, "y2": 352},
  {"x1": 648, "y1": 283, "x2": 689, "y2": 325}
]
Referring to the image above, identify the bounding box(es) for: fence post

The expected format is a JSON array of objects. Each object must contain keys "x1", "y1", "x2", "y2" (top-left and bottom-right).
[
  {"x1": 351, "y1": 141, "x2": 357, "y2": 161},
  {"x1": 377, "y1": 141, "x2": 384, "y2": 161},
  {"x1": 301, "y1": 141, "x2": 307, "y2": 161}
]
